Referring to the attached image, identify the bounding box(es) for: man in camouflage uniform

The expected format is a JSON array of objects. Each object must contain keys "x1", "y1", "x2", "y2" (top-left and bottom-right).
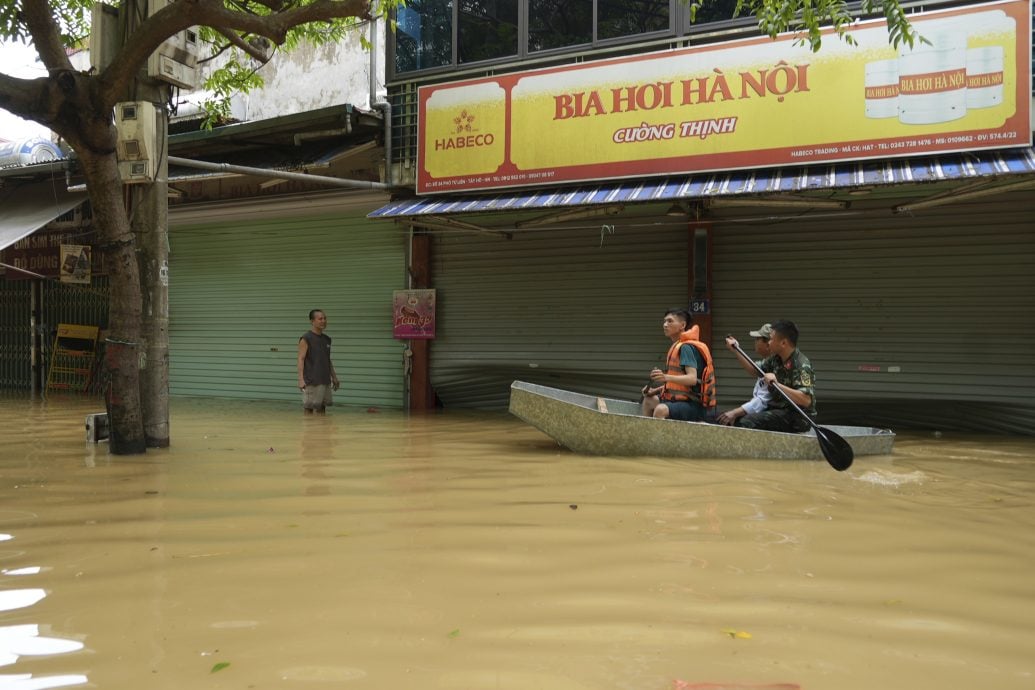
[{"x1": 726, "y1": 319, "x2": 815, "y2": 433}]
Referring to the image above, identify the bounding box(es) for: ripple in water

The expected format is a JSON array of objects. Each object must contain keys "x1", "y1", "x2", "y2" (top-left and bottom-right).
[{"x1": 853, "y1": 469, "x2": 927, "y2": 487}]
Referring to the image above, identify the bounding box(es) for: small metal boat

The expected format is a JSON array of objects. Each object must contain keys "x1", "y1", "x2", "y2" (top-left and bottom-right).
[{"x1": 509, "y1": 380, "x2": 895, "y2": 460}]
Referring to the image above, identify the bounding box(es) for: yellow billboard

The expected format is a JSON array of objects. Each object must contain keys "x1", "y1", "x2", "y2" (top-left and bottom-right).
[{"x1": 418, "y1": 0, "x2": 1031, "y2": 194}]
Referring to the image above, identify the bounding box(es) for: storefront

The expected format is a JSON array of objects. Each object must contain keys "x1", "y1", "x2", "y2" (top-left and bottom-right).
[
  {"x1": 375, "y1": 0, "x2": 1035, "y2": 432},
  {"x1": 0, "y1": 179, "x2": 108, "y2": 394},
  {"x1": 167, "y1": 190, "x2": 408, "y2": 408}
]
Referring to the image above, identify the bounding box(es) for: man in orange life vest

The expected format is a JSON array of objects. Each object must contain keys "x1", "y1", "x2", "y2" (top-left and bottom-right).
[{"x1": 641, "y1": 308, "x2": 717, "y2": 422}]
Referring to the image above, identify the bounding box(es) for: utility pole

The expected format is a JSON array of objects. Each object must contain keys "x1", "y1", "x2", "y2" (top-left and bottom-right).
[
  {"x1": 130, "y1": 82, "x2": 171, "y2": 448},
  {"x1": 94, "y1": 0, "x2": 172, "y2": 447}
]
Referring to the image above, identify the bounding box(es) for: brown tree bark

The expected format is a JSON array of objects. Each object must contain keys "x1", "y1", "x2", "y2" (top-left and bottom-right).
[{"x1": 78, "y1": 150, "x2": 147, "y2": 455}]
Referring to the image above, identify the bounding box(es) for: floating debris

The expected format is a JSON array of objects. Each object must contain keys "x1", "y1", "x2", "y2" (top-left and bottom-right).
[{"x1": 721, "y1": 628, "x2": 752, "y2": 639}]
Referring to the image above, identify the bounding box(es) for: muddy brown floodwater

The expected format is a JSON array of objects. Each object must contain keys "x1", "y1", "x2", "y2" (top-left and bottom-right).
[{"x1": 1, "y1": 395, "x2": 1033, "y2": 690}]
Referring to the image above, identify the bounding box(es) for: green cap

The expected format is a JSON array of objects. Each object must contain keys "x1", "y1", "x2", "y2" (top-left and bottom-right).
[{"x1": 748, "y1": 323, "x2": 773, "y2": 339}]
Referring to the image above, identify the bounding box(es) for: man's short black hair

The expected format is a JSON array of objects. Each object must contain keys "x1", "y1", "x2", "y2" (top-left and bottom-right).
[
  {"x1": 665, "y1": 308, "x2": 694, "y2": 330},
  {"x1": 771, "y1": 319, "x2": 799, "y2": 345},
  {"x1": 308, "y1": 309, "x2": 325, "y2": 321}
]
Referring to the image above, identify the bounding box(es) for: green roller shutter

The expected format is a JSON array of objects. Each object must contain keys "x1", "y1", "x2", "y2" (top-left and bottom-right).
[{"x1": 169, "y1": 205, "x2": 406, "y2": 407}]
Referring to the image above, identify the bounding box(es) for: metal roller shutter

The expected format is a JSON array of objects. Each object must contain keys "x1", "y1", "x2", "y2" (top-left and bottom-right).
[
  {"x1": 169, "y1": 211, "x2": 406, "y2": 407},
  {"x1": 711, "y1": 192, "x2": 1035, "y2": 434},
  {"x1": 431, "y1": 219, "x2": 689, "y2": 408}
]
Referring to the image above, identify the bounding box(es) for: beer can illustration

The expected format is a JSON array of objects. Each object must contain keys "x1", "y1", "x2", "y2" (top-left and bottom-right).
[
  {"x1": 966, "y1": 46, "x2": 1004, "y2": 109},
  {"x1": 897, "y1": 31, "x2": 967, "y2": 124},
  {"x1": 864, "y1": 59, "x2": 899, "y2": 118}
]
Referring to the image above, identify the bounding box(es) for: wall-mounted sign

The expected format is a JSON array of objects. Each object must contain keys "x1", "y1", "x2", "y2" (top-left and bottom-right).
[
  {"x1": 417, "y1": 0, "x2": 1031, "y2": 194},
  {"x1": 1, "y1": 229, "x2": 103, "y2": 281},
  {"x1": 59, "y1": 244, "x2": 91, "y2": 284},
  {"x1": 393, "y1": 289, "x2": 436, "y2": 340},
  {"x1": 690, "y1": 298, "x2": 710, "y2": 316}
]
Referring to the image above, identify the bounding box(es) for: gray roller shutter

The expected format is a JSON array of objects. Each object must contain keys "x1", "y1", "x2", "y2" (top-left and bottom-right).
[
  {"x1": 169, "y1": 205, "x2": 406, "y2": 407},
  {"x1": 711, "y1": 192, "x2": 1035, "y2": 434},
  {"x1": 431, "y1": 219, "x2": 689, "y2": 408}
]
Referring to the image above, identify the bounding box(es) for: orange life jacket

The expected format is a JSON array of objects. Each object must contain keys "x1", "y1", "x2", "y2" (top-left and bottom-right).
[{"x1": 659, "y1": 325, "x2": 717, "y2": 409}]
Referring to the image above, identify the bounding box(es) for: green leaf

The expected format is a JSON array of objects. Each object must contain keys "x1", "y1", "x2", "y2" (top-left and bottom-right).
[
  {"x1": 211, "y1": 662, "x2": 231, "y2": 673},
  {"x1": 448, "y1": 628, "x2": 461, "y2": 638}
]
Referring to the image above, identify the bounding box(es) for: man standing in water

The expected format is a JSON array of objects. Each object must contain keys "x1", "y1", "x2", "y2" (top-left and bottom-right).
[
  {"x1": 725, "y1": 319, "x2": 815, "y2": 432},
  {"x1": 716, "y1": 323, "x2": 773, "y2": 426},
  {"x1": 641, "y1": 308, "x2": 717, "y2": 421},
  {"x1": 297, "y1": 309, "x2": 340, "y2": 415}
]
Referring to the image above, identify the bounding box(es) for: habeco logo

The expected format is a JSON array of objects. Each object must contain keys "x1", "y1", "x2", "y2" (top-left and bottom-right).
[{"x1": 434, "y1": 109, "x2": 496, "y2": 151}]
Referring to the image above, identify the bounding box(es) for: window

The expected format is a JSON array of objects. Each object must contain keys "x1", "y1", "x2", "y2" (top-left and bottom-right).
[
  {"x1": 597, "y1": 0, "x2": 670, "y2": 40},
  {"x1": 459, "y1": 0, "x2": 520, "y2": 63},
  {"x1": 395, "y1": 0, "x2": 454, "y2": 73},
  {"x1": 686, "y1": 0, "x2": 742, "y2": 26},
  {"x1": 390, "y1": 0, "x2": 746, "y2": 76},
  {"x1": 528, "y1": 0, "x2": 592, "y2": 52}
]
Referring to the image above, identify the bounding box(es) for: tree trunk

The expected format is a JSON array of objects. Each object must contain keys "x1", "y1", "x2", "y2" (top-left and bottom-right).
[{"x1": 79, "y1": 151, "x2": 147, "y2": 455}]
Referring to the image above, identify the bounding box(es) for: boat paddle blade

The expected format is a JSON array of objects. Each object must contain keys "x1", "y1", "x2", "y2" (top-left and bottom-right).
[{"x1": 815, "y1": 426, "x2": 854, "y2": 471}]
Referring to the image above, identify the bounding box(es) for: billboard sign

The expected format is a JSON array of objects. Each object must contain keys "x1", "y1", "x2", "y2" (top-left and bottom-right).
[{"x1": 417, "y1": 0, "x2": 1031, "y2": 194}]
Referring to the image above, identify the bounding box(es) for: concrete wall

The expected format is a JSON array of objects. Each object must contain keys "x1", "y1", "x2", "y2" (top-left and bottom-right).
[{"x1": 179, "y1": 21, "x2": 385, "y2": 122}]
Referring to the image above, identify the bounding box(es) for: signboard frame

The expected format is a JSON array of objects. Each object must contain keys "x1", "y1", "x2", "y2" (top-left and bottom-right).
[{"x1": 417, "y1": 0, "x2": 1032, "y2": 194}]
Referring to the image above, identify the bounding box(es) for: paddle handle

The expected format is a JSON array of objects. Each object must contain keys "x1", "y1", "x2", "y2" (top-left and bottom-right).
[{"x1": 729, "y1": 338, "x2": 818, "y2": 431}]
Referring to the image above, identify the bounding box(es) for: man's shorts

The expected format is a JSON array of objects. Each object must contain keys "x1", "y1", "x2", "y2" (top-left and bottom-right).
[
  {"x1": 302, "y1": 384, "x2": 333, "y2": 410},
  {"x1": 660, "y1": 400, "x2": 706, "y2": 422}
]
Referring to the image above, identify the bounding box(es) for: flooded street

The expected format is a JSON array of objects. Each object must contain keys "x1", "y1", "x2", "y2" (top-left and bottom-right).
[{"x1": 1, "y1": 396, "x2": 1033, "y2": 690}]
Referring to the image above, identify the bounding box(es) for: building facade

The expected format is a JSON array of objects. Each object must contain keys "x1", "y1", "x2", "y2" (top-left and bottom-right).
[
  {"x1": 375, "y1": 0, "x2": 1035, "y2": 433},
  {"x1": 1, "y1": 21, "x2": 414, "y2": 410}
]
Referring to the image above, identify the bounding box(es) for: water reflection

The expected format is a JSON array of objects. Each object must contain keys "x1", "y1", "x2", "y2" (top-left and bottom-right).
[
  {"x1": 0, "y1": 589, "x2": 46, "y2": 613},
  {"x1": 0, "y1": 573, "x2": 85, "y2": 689},
  {"x1": 0, "y1": 395, "x2": 1033, "y2": 690}
]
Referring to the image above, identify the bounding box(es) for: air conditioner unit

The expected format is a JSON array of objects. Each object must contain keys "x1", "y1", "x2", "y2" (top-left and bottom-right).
[
  {"x1": 115, "y1": 101, "x2": 157, "y2": 183},
  {"x1": 146, "y1": 0, "x2": 199, "y2": 90}
]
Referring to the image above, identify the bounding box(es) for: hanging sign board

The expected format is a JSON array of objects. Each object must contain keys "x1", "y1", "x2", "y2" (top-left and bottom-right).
[
  {"x1": 417, "y1": 0, "x2": 1031, "y2": 194},
  {"x1": 393, "y1": 289, "x2": 436, "y2": 340}
]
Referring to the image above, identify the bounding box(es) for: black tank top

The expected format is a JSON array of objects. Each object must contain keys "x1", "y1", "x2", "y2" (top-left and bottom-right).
[{"x1": 300, "y1": 331, "x2": 332, "y2": 385}]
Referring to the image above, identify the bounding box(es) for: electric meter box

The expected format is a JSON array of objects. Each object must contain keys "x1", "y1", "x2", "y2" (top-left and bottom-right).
[
  {"x1": 89, "y1": 3, "x2": 120, "y2": 72},
  {"x1": 145, "y1": 0, "x2": 199, "y2": 89},
  {"x1": 115, "y1": 101, "x2": 157, "y2": 183}
]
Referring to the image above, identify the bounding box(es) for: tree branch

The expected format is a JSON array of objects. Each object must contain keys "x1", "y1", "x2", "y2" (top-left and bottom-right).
[
  {"x1": 100, "y1": 0, "x2": 373, "y2": 110},
  {"x1": 216, "y1": 28, "x2": 271, "y2": 64},
  {"x1": 20, "y1": 0, "x2": 74, "y2": 73},
  {"x1": 0, "y1": 73, "x2": 48, "y2": 125}
]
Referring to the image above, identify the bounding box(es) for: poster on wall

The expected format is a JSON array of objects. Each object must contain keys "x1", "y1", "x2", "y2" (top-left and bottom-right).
[
  {"x1": 417, "y1": 0, "x2": 1031, "y2": 194},
  {"x1": 393, "y1": 289, "x2": 436, "y2": 340},
  {"x1": 59, "y1": 244, "x2": 91, "y2": 284}
]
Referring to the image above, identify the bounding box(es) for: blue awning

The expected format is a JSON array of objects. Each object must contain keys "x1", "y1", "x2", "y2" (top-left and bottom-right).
[{"x1": 369, "y1": 146, "x2": 1035, "y2": 218}]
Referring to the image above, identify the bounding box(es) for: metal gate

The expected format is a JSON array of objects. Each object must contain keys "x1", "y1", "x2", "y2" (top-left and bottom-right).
[
  {"x1": 0, "y1": 276, "x2": 109, "y2": 393},
  {"x1": 0, "y1": 279, "x2": 32, "y2": 389}
]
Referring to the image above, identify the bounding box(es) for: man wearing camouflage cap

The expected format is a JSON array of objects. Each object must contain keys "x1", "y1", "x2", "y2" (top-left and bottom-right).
[{"x1": 717, "y1": 323, "x2": 773, "y2": 426}]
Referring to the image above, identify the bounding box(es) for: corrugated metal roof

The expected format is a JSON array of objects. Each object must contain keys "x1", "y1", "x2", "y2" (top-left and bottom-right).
[{"x1": 369, "y1": 146, "x2": 1035, "y2": 218}]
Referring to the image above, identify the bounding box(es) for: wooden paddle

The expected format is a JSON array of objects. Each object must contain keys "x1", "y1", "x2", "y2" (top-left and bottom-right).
[{"x1": 729, "y1": 339, "x2": 853, "y2": 471}]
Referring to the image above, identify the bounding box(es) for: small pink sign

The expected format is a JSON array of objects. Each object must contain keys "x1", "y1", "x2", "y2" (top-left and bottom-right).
[{"x1": 393, "y1": 289, "x2": 436, "y2": 340}]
